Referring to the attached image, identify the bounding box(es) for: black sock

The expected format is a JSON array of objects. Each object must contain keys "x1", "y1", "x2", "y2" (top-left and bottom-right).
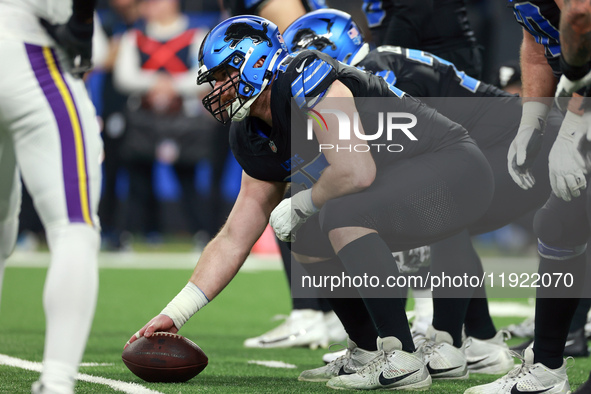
[
  {"x1": 464, "y1": 260, "x2": 496, "y2": 340},
  {"x1": 337, "y1": 233, "x2": 414, "y2": 352},
  {"x1": 296, "y1": 256, "x2": 378, "y2": 350},
  {"x1": 533, "y1": 254, "x2": 586, "y2": 369},
  {"x1": 430, "y1": 230, "x2": 480, "y2": 347},
  {"x1": 464, "y1": 298, "x2": 497, "y2": 340}
]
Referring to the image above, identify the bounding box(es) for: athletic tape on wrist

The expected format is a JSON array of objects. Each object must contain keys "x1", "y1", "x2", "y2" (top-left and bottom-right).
[{"x1": 160, "y1": 282, "x2": 209, "y2": 330}]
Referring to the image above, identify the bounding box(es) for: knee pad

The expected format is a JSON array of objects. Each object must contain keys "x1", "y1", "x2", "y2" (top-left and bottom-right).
[
  {"x1": 533, "y1": 202, "x2": 590, "y2": 246},
  {"x1": 46, "y1": 223, "x2": 100, "y2": 256},
  {"x1": 537, "y1": 239, "x2": 587, "y2": 260}
]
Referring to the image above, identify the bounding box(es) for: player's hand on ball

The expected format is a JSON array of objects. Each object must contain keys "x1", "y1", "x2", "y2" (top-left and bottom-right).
[
  {"x1": 125, "y1": 314, "x2": 177, "y2": 349},
  {"x1": 270, "y1": 189, "x2": 318, "y2": 242}
]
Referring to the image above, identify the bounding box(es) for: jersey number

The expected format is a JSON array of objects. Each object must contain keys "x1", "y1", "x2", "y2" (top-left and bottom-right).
[{"x1": 287, "y1": 153, "x2": 329, "y2": 189}]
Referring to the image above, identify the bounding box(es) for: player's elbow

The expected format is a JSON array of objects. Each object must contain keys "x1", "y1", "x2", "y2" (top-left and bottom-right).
[{"x1": 348, "y1": 161, "x2": 376, "y2": 190}]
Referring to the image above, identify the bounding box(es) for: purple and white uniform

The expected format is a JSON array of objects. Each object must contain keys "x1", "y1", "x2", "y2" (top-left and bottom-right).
[{"x1": 0, "y1": 0, "x2": 102, "y2": 231}]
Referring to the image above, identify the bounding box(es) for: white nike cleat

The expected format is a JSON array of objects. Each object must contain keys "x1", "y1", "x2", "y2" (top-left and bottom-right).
[
  {"x1": 464, "y1": 330, "x2": 515, "y2": 374},
  {"x1": 326, "y1": 336, "x2": 431, "y2": 390},
  {"x1": 504, "y1": 316, "x2": 535, "y2": 339},
  {"x1": 416, "y1": 326, "x2": 469, "y2": 380},
  {"x1": 243, "y1": 309, "x2": 328, "y2": 349},
  {"x1": 323, "y1": 348, "x2": 348, "y2": 364},
  {"x1": 464, "y1": 347, "x2": 571, "y2": 394},
  {"x1": 299, "y1": 338, "x2": 379, "y2": 382}
]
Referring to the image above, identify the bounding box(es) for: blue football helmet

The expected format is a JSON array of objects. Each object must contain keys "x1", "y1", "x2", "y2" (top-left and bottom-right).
[
  {"x1": 197, "y1": 15, "x2": 288, "y2": 123},
  {"x1": 283, "y1": 9, "x2": 369, "y2": 66}
]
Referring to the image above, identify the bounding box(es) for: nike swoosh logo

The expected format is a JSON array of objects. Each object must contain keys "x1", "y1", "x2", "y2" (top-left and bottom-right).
[
  {"x1": 338, "y1": 366, "x2": 352, "y2": 376},
  {"x1": 510, "y1": 384, "x2": 553, "y2": 394},
  {"x1": 564, "y1": 339, "x2": 576, "y2": 347},
  {"x1": 427, "y1": 362, "x2": 462, "y2": 375},
  {"x1": 378, "y1": 369, "x2": 419, "y2": 386},
  {"x1": 295, "y1": 59, "x2": 307, "y2": 73},
  {"x1": 467, "y1": 356, "x2": 488, "y2": 366}
]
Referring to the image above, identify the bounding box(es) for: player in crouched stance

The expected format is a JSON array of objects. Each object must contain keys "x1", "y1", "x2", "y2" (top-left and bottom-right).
[{"x1": 127, "y1": 15, "x2": 494, "y2": 390}]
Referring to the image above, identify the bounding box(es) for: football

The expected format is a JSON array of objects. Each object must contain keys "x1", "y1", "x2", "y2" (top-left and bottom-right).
[{"x1": 122, "y1": 332, "x2": 208, "y2": 382}]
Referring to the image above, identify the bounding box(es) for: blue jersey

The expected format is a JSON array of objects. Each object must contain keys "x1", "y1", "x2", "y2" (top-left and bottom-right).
[
  {"x1": 509, "y1": 0, "x2": 561, "y2": 76},
  {"x1": 229, "y1": 50, "x2": 468, "y2": 187}
]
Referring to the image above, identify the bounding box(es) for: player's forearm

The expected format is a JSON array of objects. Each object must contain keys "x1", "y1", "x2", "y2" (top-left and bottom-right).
[
  {"x1": 189, "y1": 229, "x2": 253, "y2": 300},
  {"x1": 520, "y1": 31, "x2": 557, "y2": 101},
  {"x1": 311, "y1": 161, "x2": 376, "y2": 209}
]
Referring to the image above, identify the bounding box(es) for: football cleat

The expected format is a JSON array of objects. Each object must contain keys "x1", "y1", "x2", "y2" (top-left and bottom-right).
[
  {"x1": 504, "y1": 316, "x2": 535, "y2": 339},
  {"x1": 510, "y1": 338, "x2": 534, "y2": 354},
  {"x1": 464, "y1": 347, "x2": 571, "y2": 394},
  {"x1": 563, "y1": 328, "x2": 590, "y2": 358},
  {"x1": 298, "y1": 338, "x2": 379, "y2": 382},
  {"x1": 31, "y1": 381, "x2": 67, "y2": 394},
  {"x1": 463, "y1": 330, "x2": 515, "y2": 374},
  {"x1": 323, "y1": 348, "x2": 348, "y2": 364},
  {"x1": 243, "y1": 309, "x2": 328, "y2": 349},
  {"x1": 326, "y1": 336, "x2": 431, "y2": 390},
  {"x1": 416, "y1": 326, "x2": 469, "y2": 380}
]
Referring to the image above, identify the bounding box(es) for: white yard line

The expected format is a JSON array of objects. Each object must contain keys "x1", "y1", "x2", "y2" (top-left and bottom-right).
[
  {"x1": 0, "y1": 354, "x2": 163, "y2": 394},
  {"x1": 247, "y1": 360, "x2": 297, "y2": 369}
]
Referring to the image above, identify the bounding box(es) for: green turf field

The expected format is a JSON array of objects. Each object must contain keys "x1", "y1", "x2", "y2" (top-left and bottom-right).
[{"x1": 1, "y1": 253, "x2": 590, "y2": 393}]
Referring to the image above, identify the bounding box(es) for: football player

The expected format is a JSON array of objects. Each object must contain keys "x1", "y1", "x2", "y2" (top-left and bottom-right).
[
  {"x1": 127, "y1": 15, "x2": 496, "y2": 390},
  {"x1": 466, "y1": 1, "x2": 590, "y2": 393},
  {"x1": 221, "y1": 0, "x2": 344, "y2": 351},
  {"x1": 282, "y1": 7, "x2": 562, "y2": 381},
  {"x1": 361, "y1": 0, "x2": 482, "y2": 78},
  {"x1": 0, "y1": 0, "x2": 102, "y2": 393}
]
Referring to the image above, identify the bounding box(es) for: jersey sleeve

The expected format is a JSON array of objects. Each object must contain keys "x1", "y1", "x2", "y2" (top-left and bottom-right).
[{"x1": 281, "y1": 51, "x2": 338, "y2": 110}]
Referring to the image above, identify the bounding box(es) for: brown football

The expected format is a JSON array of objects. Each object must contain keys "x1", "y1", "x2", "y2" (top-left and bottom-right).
[{"x1": 122, "y1": 332, "x2": 208, "y2": 382}]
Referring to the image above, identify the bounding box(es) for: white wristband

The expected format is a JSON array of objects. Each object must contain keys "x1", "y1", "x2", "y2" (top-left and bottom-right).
[
  {"x1": 293, "y1": 188, "x2": 319, "y2": 216},
  {"x1": 521, "y1": 101, "x2": 551, "y2": 129},
  {"x1": 160, "y1": 282, "x2": 209, "y2": 330}
]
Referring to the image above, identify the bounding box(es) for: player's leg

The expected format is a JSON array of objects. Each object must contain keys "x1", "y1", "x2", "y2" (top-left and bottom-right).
[
  {"x1": 320, "y1": 139, "x2": 493, "y2": 388},
  {"x1": 1, "y1": 42, "x2": 102, "y2": 394},
  {"x1": 0, "y1": 126, "x2": 21, "y2": 308}
]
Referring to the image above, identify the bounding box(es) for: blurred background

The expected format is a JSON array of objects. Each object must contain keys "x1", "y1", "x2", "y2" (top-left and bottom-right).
[{"x1": 15, "y1": 0, "x2": 530, "y2": 254}]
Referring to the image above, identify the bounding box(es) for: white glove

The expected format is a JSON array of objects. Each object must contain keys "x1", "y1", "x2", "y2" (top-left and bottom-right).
[
  {"x1": 507, "y1": 101, "x2": 550, "y2": 189},
  {"x1": 270, "y1": 189, "x2": 319, "y2": 242},
  {"x1": 555, "y1": 72, "x2": 591, "y2": 112},
  {"x1": 577, "y1": 111, "x2": 591, "y2": 169},
  {"x1": 548, "y1": 110, "x2": 587, "y2": 202}
]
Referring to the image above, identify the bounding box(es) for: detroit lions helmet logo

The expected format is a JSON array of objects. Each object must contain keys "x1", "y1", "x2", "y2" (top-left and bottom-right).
[
  {"x1": 290, "y1": 18, "x2": 336, "y2": 52},
  {"x1": 224, "y1": 22, "x2": 273, "y2": 49}
]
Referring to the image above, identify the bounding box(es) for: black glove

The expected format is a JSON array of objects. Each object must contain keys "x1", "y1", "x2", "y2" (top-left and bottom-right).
[{"x1": 39, "y1": 16, "x2": 93, "y2": 77}]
